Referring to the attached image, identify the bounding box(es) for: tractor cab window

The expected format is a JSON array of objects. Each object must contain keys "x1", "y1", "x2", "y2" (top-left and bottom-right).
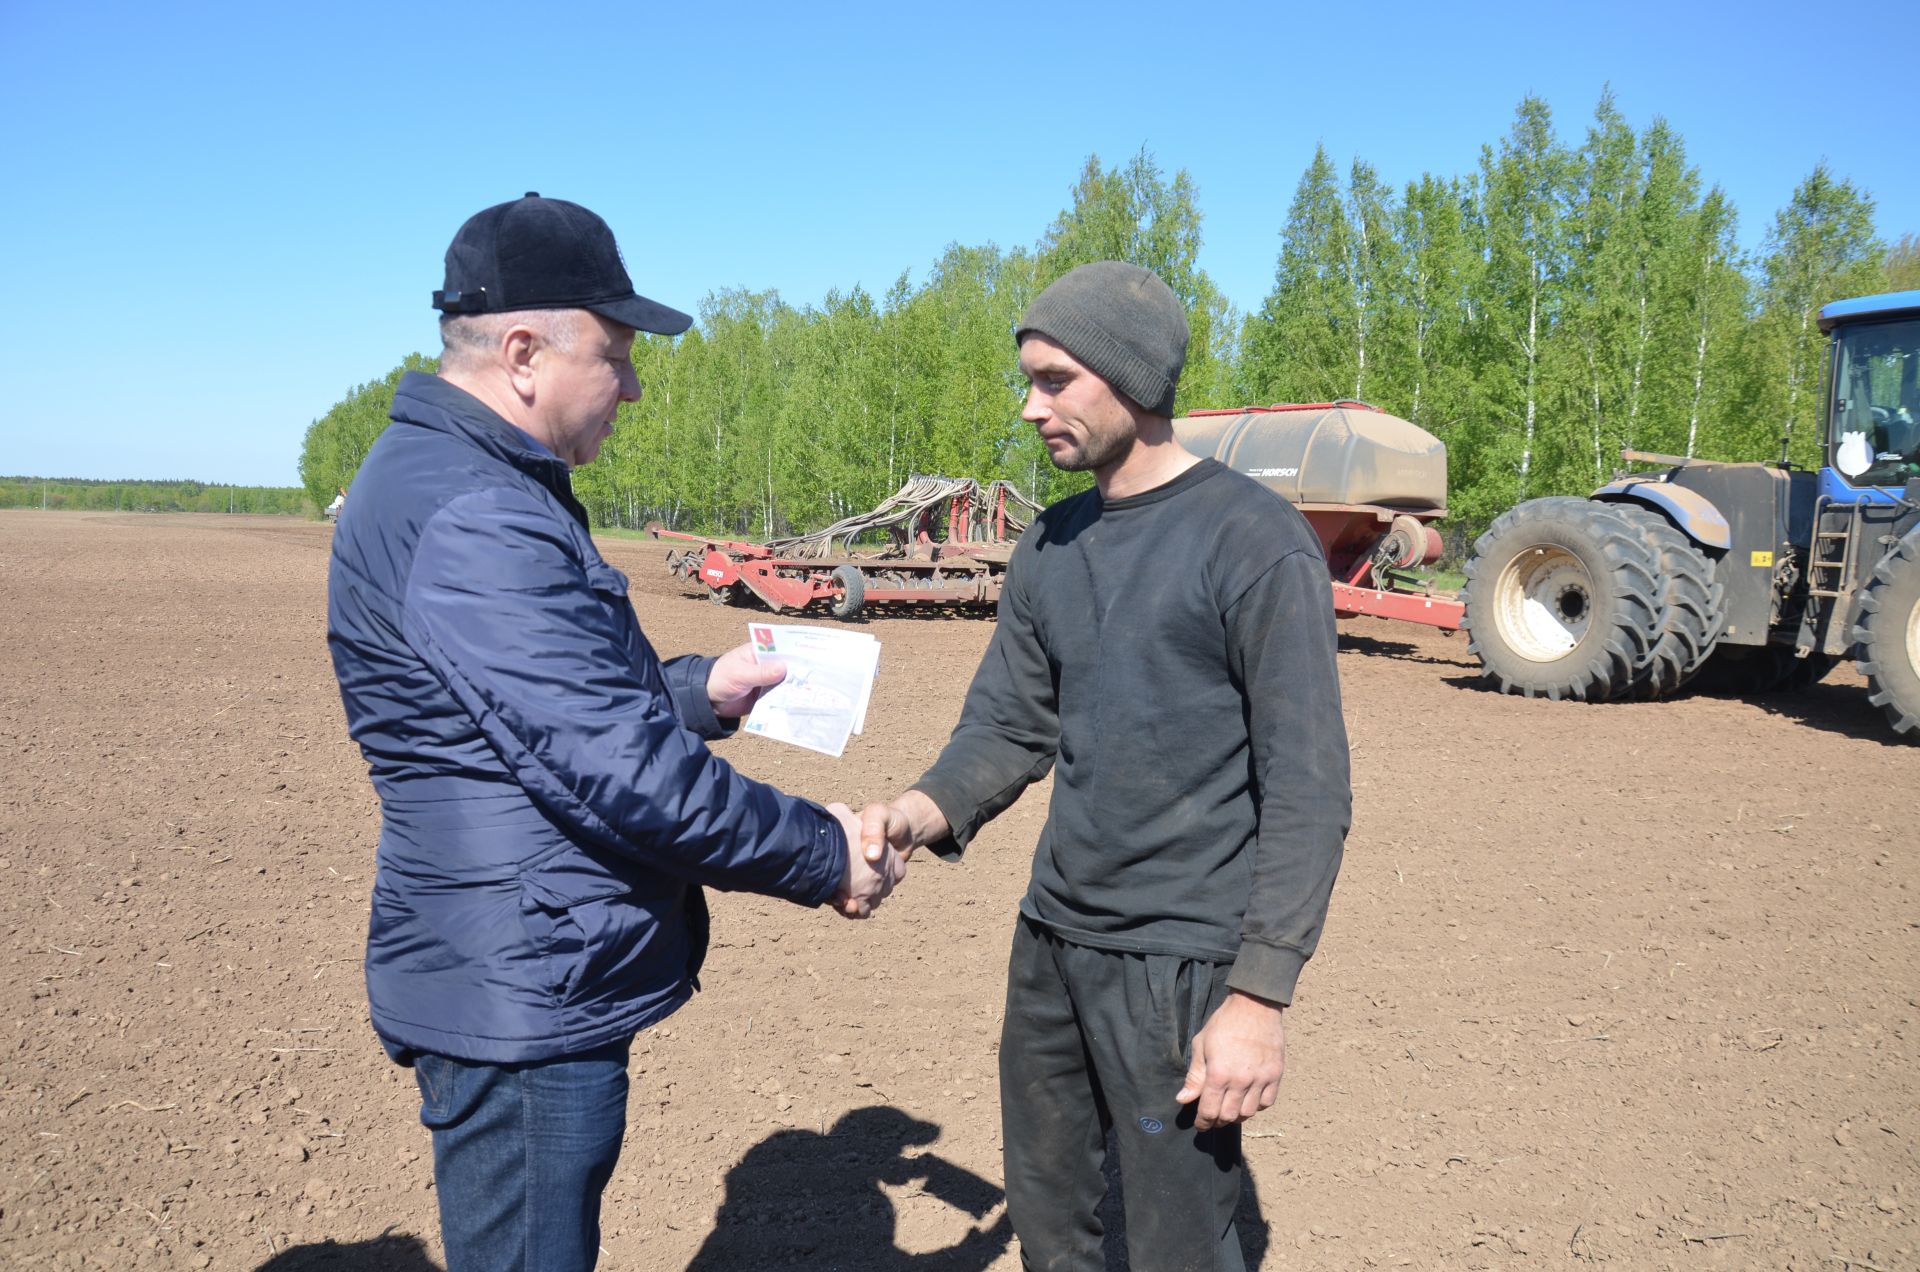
[{"x1": 1830, "y1": 317, "x2": 1920, "y2": 486}]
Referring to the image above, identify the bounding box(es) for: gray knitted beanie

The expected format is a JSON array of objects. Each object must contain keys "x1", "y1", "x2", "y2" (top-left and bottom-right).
[{"x1": 1016, "y1": 261, "x2": 1189, "y2": 417}]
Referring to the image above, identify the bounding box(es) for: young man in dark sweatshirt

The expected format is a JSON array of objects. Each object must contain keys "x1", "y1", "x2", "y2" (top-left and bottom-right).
[{"x1": 860, "y1": 260, "x2": 1352, "y2": 1270}]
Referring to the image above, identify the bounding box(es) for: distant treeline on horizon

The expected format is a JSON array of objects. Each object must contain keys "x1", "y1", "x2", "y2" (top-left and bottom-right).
[
  {"x1": 298, "y1": 93, "x2": 1918, "y2": 540},
  {"x1": 0, "y1": 476, "x2": 309, "y2": 516}
]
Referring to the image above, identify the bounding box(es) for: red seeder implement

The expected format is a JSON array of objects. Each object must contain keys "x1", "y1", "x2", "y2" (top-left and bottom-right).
[{"x1": 649, "y1": 477, "x2": 1040, "y2": 620}]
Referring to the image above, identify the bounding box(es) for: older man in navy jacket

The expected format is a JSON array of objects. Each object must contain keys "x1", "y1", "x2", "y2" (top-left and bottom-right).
[{"x1": 327, "y1": 194, "x2": 901, "y2": 1272}]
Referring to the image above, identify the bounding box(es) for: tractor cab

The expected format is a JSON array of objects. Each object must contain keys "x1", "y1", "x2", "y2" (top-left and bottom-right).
[{"x1": 1818, "y1": 290, "x2": 1920, "y2": 506}]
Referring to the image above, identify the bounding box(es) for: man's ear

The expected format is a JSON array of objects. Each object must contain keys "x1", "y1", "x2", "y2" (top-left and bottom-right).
[{"x1": 501, "y1": 324, "x2": 540, "y2": 399}]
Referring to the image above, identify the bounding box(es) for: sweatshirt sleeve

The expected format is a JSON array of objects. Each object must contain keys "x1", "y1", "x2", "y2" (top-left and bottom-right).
[
  {"x1": 911, "y1": 543, "x2": 1059, "y2": 860},
  {"x1": 1221, "y1": 547, "x2": 1352, "y2": 1004},
  {"x1": 400, "y1": 488, "x2": 845, "y2": 907}
]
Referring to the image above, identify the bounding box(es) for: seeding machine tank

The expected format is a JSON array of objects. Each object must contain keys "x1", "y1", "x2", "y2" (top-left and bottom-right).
[{"x1": 1174, "y1": 402, "x2": 1462, "y2": 629}]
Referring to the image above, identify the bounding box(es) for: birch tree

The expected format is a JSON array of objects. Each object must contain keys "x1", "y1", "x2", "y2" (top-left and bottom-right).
[
  {"x1": 1480, "y1": 97, "x2": 1574, "y2": 499},
  {"x1": 1677, "y1": 189, "x2": 1747, "y2": 459},
  {"x1": 1746, "y1": 164, "x2": 1883, "y2": 465},
  {"x1": 1243, "y1": 145, "x2": 1355, "y2": 403},
  {"x1": 1561, "y1": 93, "x2": 1638, "y2": 485},
  {"x1": 1346, "y1": 159, "x2": 1400, "y2": 404},
  {"x1": 1884, "y1": 233, "x2": 1920, "y2": 291},
  {"x1": 1035, "y1": 148, "x2": 1236, "y2": 417}
]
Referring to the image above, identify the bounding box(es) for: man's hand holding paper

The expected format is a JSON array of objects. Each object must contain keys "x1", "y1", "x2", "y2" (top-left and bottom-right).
[{"x1": 739, "y1": 624, "x2": 880, "y2": 758}]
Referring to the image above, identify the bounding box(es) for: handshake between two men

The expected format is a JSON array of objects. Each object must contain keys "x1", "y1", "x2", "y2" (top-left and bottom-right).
[
  {"x1": 707, "y1": 646, "x2": 932, "y2": 919},
  {"x1": 708, "y1": 640, "x2": 920, "y2": 921},
  {"x1": 818, "y1": 792, "x2": 945, "y2": 920}
]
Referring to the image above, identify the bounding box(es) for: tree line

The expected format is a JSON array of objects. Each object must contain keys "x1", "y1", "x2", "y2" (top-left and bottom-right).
[
  {"x1": 0, "y1": 477, "x2": 309, "y2": 515},
  {"x1": 299, "y1": 93, "x2": 1913, "y2": 539}
]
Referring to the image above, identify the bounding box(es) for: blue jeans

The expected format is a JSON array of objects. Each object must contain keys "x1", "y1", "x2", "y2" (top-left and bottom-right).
[{"x1": 412, "y1": 1040, "x2": 634, "y2": 1272}]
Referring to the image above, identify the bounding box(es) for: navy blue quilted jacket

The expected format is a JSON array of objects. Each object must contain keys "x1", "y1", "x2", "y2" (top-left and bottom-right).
[{"x1": 327, "y1": 372, "x2": 845, "y2": 1064}]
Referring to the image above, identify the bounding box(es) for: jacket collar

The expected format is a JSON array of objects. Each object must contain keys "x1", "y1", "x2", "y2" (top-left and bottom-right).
[{"x1": 389, "y1": 372, "x2": 590, "y2": 528}]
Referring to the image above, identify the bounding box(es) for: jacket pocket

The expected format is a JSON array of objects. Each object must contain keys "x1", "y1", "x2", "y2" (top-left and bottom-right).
[
  {"x1": 584, "y1": 561, "x2": 642, "y2": 656},
  {"x1": 519, "y1": 861, "x2": 633, "y2": 1005}
]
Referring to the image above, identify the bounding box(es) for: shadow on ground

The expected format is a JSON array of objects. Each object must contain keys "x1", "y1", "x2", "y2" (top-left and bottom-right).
[
  {"x1": 253, "y1": 1232, "x2": 437, "y2": 1272},
  {"x1": 684, "y1": 1104, "x2": 1270, "y2": 1271},
  {"x1": 1721, "y1": 678, "x2": 1908, "y2": 745},
  {"x1": 1440, "y1": 664, "x2": 1911, "y2": 745},
  {"x1": 1339, "y1": 629, "x2": 1476, "y2": 668},
  {"x1": 686, "y1": 1106, "x2": 1010, "y2": 1271}
]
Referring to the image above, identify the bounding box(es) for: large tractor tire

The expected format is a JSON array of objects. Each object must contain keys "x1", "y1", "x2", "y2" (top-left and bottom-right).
[
  {"x1": 1605, "y1": 503, "x2": 1727, "y2": 699},
  {"x1": 827, "y1": 564, "x2": 866, "y2": 620},
  {"x1": 1852, "y1": 529, "x2": 1920, "y2": 741},
  {"x1": 1463, "y1": 498, "x2": 1661, "y2": 701}
]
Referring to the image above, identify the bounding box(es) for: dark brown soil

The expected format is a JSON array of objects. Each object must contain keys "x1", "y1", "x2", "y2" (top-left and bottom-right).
[{"x1": 1, "y1": 510, "x2": 1913, "y2": 1271}]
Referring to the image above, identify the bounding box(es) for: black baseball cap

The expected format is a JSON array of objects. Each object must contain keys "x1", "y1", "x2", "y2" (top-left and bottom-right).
[{"x1": 432, "y1": 193, "x2": 692, "y2": 336}]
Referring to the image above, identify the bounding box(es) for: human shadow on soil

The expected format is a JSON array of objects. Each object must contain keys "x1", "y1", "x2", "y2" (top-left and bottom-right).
[
  {"x1": 684, "y1": 1105, "x2": 1270, "y2": 1271},
  {"x1": 252, "y1": 1231, "x2": 437, "y2": 1272},
  {"x1": 685, "y1": 1105, "x2": 1009, "y2": 1270},
  {"x1": 1338, "y1": 629, "x2": 1476, "y2": 669}
]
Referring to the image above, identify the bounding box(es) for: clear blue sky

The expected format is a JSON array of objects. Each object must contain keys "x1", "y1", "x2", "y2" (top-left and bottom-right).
[{"x1": 1, "y1": 0, "x2": 1910, "y2": 486}]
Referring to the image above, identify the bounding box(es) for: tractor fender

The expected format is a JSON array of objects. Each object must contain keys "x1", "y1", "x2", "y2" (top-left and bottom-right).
[{"x1": 1591, "y1": 480, "x2": 1732, "y2": 551}]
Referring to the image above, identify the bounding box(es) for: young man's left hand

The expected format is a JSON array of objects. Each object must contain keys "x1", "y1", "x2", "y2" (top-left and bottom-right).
[{"x1": 1175, "y1": 991, "x2": 1287, "y2": 1130}]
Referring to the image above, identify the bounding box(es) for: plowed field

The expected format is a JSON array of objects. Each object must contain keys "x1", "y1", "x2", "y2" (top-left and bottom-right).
[{"x1": 1, "y1": 510, "x2": 1914, "y2": 1271}]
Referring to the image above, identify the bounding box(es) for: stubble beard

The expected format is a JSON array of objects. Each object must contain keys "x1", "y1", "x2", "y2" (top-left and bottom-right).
[{"x1": 1050, "y1": 426, "x2": 1134, "y2": 475}]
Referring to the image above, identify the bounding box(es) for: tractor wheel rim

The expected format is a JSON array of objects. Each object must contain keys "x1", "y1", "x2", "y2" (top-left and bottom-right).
[
  {"x1": 1906, "y1": 592, "x2": 1920, "y2": 677},
  {"x1": 1494, "y1": 545, "x2": 1593, "y2": 662}
]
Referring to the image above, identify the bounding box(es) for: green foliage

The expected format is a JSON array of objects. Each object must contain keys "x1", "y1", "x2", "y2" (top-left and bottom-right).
[
  {"x1": 1242, "y1": 146, "x2": 1356, "y2": 406},
  {"x1": 1887, "y1": 234, "x2": 1920, "y2": 291},
  {"x1": 296, "y1": 112, "x2": 1898, "y2": 547},
  {"x1": 1737, "y1": 163, "x2": 1884, "y2": 466},
  {"x1": 1034, "y1": 149, "x2": 1236, "y2": 491},
  {"x1": 0, "y1": 477, "x2": 308, "y2": 514},
  {"x1": 1241, "y1": 94, "x2": 1882, "y2": 526},
  {"x1": 297, "y1": 353, "x2": 437, "y2": 512}
]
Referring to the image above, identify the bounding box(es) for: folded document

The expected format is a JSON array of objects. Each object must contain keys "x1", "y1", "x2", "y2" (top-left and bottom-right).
[{"x1": 741, "y1": 623, "x2": 880, "y2": 758}]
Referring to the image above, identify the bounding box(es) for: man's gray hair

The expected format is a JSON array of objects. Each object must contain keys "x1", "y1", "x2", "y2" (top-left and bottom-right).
[{"x1": 439, "y1": 309, "x2": 581, "y2": 370}]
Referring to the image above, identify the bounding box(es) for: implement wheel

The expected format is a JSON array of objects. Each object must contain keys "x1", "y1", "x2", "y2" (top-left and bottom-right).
[
  {"x1": 828, "y1": 565, "x2": 866, "y2": 620},
  {"x1": 1606, "y1": 503, "x2": 1726, "y2": 699},
  {"x1": 1462, "y1": 497, "x2": 1659, "y2": 701},
  {"x1": 1853, "y1": 529, "x2": 1920, "y2": 741}
]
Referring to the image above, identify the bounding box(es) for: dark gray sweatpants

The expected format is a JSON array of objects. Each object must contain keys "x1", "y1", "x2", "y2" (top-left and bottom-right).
[{"x1": 1000, "y1": 917, "x2": 1246, "y2": 1272}]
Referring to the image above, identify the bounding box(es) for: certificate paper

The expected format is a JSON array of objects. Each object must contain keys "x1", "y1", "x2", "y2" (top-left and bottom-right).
[{"x1": 741, "y1": 623, "x2": 880, "y2": 758}]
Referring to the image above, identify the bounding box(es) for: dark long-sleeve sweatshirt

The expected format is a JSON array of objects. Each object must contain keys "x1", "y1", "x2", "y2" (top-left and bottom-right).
[{"x1": 913, "y1": 459, "x2": 1351, "y2": 1005}]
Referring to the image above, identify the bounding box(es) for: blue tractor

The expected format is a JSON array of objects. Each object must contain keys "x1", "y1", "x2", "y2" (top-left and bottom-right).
[{"x1": 1462, "y1": 289, "x2": 1920, "y2": 742}]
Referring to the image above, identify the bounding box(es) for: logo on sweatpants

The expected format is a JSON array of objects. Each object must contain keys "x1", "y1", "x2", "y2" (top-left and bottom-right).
[{"x1": 1137, "y1": 1116, "x2": 1164, "y2": 1134}]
